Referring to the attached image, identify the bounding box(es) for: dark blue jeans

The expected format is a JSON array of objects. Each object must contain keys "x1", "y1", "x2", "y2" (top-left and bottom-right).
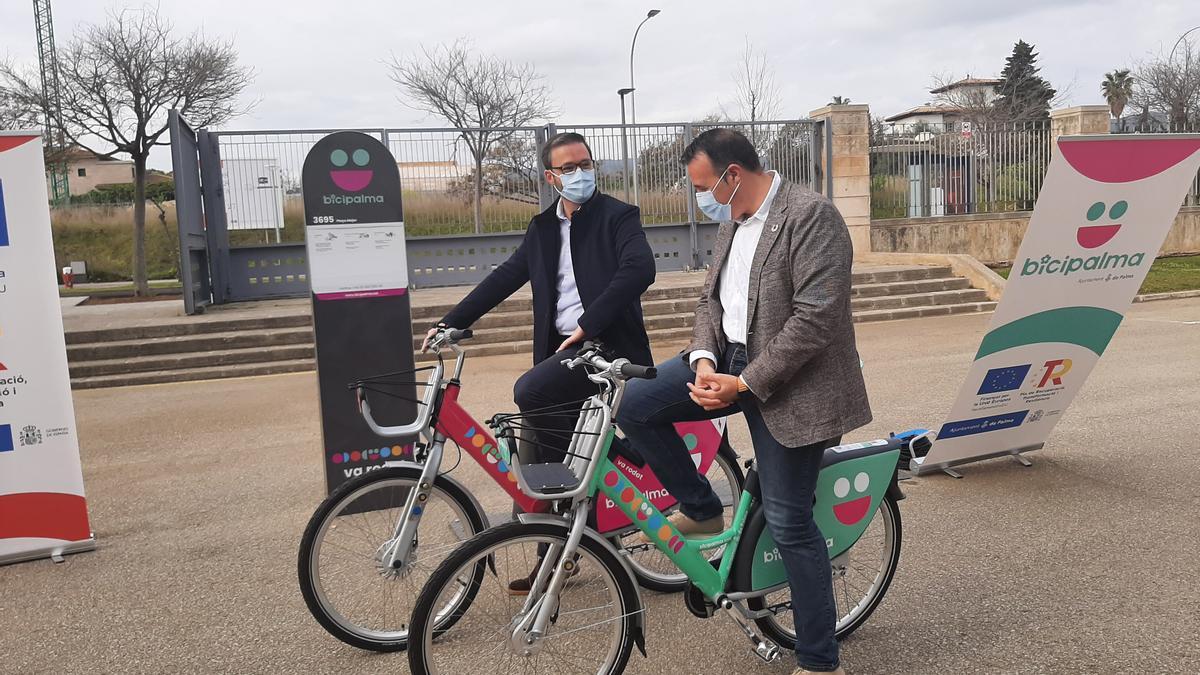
[{"x1": 616, "y1": 347, "x2": 841, "y2": 671}]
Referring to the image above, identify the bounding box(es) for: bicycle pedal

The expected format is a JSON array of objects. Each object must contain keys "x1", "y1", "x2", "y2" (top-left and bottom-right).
[{"x1": 752, "y1": 641, "x2": 780, "y2": 663}]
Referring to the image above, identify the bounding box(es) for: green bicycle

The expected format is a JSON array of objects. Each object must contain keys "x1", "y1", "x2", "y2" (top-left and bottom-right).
[{"x1": 407, "y1": 343, "x2": 917, "y2": 674}]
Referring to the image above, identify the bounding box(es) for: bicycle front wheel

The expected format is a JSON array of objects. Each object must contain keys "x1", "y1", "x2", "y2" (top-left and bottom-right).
[
  {"x1": 297, "y1": 466, "x2": 486, "y2": 652},
  {"x1": 751, "y1": 492, "x2": 902, "y2": 645},
  {"x1": 408, "y1": 521, "x2": 640, "y2": 675}
]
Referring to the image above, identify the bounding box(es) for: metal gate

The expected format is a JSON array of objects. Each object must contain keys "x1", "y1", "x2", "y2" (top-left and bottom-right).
[{"x1": 168, "y1": 110, "x2": 211, "y2": 315}]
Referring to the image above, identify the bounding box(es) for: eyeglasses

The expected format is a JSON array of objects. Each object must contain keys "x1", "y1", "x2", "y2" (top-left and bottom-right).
[{"x1": 548, "y1": 159, "x2": 595, "y2": 175}]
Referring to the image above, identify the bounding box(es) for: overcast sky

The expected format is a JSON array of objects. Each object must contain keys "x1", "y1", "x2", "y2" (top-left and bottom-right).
[{"x1": 2, "y1": 0, "x2": 1197, "y2": 168}]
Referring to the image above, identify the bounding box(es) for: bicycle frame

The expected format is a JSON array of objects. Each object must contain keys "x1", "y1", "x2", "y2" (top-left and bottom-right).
[
  {"x1": 434, "y1": 381, "x2": 547, "y2": 514},
  {"x1": 506, "y1": 390, "x2": 902, "y2": 607},
  {"x1": 590, "y1": 425, "x2": 750, "y2": 599}
]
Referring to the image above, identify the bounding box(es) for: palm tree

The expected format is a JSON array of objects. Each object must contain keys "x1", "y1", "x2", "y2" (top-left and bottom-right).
[
  {"x1": 1101, "y1": 69, "x2": 1134, "y2": 131},
  {"x1": 829, "y1": 95, "x2": 852, "y2": 105}
]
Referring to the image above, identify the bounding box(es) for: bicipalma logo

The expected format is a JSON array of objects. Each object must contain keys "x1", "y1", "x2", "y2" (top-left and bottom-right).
[
  {"x1": 1019, "y1": 199, "x2": 1146, "y2": 277},
  {"x1": 1019, "y1": 251, "x2": 1146, "y2": 277},
  {"x1": 323, "y1": 147, "x2": 384, "y2": 205}
]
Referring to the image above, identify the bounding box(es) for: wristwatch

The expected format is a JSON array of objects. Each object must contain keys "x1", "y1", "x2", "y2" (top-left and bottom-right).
[{"x1": 736, "y1": 377, "x2": 750, "y2": 394}]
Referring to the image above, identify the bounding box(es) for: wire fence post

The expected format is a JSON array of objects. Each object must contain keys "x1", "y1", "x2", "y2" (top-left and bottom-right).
[
  {"x1": 684, "y1": 122, "x2": 699, "y2": 269},
  {"x1": 536, "y1": 124, "x2": 557, "y2": 212}
]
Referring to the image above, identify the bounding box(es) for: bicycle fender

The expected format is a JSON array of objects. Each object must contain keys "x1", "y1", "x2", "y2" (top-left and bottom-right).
[{"x1": 516, "y1": 513, "x2": 647, "y2": 656}]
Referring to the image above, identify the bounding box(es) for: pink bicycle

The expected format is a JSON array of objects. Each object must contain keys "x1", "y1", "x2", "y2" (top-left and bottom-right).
[{"x1": 297, "y1": 328, "x2": 743, "y2": 652}]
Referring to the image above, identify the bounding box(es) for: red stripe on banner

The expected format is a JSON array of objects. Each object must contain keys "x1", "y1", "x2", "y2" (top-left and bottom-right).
[
  {"x1": 0, "y1": 136, "x2": 38, "y2": 153},
  {"x1": 0, "y1": 492, "x2": 92, "y2": 541},
  {"x1": 1059, "y1": 137, "x2": 1200, "y2": 183}
]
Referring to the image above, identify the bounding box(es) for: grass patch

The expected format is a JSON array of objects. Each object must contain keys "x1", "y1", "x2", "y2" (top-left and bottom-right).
[
  {"x1": 991, "y1": 255, "x2": 1200, "y2": 294},
  {"x1": 52, "y1": 203, "x2": 180, "y2": 283}
]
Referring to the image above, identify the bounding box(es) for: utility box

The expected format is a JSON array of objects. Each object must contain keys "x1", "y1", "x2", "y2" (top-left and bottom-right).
[{"x1": 222, "y1": 158, "x2": 285, "y2": 240}]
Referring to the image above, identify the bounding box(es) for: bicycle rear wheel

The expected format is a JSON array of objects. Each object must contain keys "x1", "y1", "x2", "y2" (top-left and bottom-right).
[
  {"x1": 408, "y1": 521, "x2": 640, "y2": 675},
  {"x1": 751, "y1": 493, "x2": 902, "y2": 645},
  {"x1": 297, "y1": 466, "x2": 486, "y2": 652}
]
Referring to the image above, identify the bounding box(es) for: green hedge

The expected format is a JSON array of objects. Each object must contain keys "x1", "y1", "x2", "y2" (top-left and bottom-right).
[{"x1": 72, "y1": 181, "x2": 176, "y2": 205}]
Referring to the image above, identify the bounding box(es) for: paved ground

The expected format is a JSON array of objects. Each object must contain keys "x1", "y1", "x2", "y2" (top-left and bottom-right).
[{"x1": 4, "y1": 298, "x2": 1199, "y2": 674}]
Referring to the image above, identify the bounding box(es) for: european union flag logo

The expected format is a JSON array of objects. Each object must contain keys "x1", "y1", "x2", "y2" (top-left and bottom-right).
[
  {"x1": 0, "y1": 178, "x2": 9, "y2": 247},
  {"x1": 977, "y1": 364, "x2": 1032, "y2": 395},
  {"x1": 0, "y1": 424, "x2": 13, "y2": 452}
]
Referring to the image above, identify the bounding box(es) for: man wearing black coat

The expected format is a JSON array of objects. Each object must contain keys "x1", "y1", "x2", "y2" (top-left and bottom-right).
[{"x1": 432, "y1": 131, "x2": 656, "y2": 464}]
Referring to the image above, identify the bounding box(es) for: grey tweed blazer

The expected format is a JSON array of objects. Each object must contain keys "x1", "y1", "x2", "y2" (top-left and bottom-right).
[{"x1": 686, "y1": 179, "x2": 872, "y2": 447}]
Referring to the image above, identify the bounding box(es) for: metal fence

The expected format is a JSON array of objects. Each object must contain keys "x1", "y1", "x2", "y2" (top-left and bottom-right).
[
  {"x1": 182, "y1": 118, "x2": 822, "y2": 305},
  {"x1": 870, "y1": 121, "x2": 1052, "y2": 219},
  {"x1": 211, "y1": 119, "x2": 820, "y2": 240}
]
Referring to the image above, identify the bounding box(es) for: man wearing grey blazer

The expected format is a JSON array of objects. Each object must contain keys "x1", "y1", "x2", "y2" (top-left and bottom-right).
[{"x1": 616, "y1": 128, "x2": 871, "y2": 675}]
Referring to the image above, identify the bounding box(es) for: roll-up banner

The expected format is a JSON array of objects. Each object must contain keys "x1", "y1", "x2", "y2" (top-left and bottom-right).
[
  {"x1": 914, "y1": 134, "x2": 1200, "y2": 476},
  {"x1": 0, "y1": 132, "x2": 95, "y2": 564}
]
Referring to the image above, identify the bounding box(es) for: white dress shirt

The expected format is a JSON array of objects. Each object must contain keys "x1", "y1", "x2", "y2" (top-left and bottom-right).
[
  {"x1": 554, "y1": 199, "x2": 585, "y2": 336},
  {"x1": 691, "y1": 171, "x2": 782, "y2": 369}
]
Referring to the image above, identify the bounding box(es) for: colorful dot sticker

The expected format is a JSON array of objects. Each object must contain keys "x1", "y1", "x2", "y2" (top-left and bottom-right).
[{"x1": 604, "y1": 472, "x2": 620, "y2": 488}]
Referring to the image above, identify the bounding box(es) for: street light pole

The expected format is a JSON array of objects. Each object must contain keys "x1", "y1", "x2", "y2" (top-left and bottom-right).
[
  {"x1": 1170, "y1": 25, "x2": 1200, "y2": 61},
  {"x1": 618, "y1": 87, "x2": 634, "y2": 202},
  {"x1": 629, "y1": 9, "x2": 660, "y2": 207}
]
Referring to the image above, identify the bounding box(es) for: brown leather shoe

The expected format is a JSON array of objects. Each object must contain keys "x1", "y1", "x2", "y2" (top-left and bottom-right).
[
  {"x1": 639, "y1": 511, "x2": 724, "y2": 543},
  {"x1": 792, "y1": 667, "x2": 846, "y2": 675}
]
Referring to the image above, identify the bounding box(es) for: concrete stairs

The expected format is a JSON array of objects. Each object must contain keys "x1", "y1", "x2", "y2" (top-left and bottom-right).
[{"x1": 66, "y1": 266, "x2": 995, "y2": 389}]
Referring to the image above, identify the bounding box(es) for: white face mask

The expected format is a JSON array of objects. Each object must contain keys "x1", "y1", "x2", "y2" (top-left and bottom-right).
[
  {"x1": 554, "y1": 168, "x2": 597, "y2": 204},
  {"x1": 695, "y1": 165, "x2": 741, "y2": 222}
]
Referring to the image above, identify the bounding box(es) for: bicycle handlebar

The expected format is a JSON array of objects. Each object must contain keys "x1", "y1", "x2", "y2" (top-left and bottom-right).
[
  {"x1": 567, "y1": 343, "x2": 656, "y2": 382},
  {"x1": 619, "y1": 362, "x2": 657, "y2": 380}
]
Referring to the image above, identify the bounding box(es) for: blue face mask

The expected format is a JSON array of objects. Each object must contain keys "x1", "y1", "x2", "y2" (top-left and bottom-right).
[
  {"x1": 695, "y1": 165, "x2": 741, "y2": 222},
  {"x1": 554, "y1": 168, "x2": 597, "y2": 204}
]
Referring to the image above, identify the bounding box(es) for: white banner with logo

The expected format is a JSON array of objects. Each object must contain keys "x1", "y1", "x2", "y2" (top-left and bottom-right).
[
  {"x1": 0, "y1": 132, "x2": 94, "y2": 564},
  {"x1": 915, "y1": 134, "x2": 1200, "y2": 474}
]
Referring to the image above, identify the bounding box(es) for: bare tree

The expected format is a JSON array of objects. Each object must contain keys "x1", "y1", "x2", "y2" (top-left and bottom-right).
[
  {"x1": 449, "y1": 135, "x2": 541, "y2": 206},
  {"x1": 0, "y1": 80, "x2": 41, "y2": 130},
  {"x1": 389, "y1": 40, "x2": 557, "y2": 233},
  {"x1": 0, "y1": 7, "x2": 251, "y2": 296},
  {"x1": 725, "y1": 39, "x2": 781, "y2": 122},
  {"x1": 1131, "y1": 38, "x2": 1200, "y2": 131},
  {"x1": 719, "y1": 39, "x2": 781, "y2": 154}
]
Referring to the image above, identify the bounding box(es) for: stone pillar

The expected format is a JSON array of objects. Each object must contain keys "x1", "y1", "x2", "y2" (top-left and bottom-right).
[
  {"x1": 1049, "y1": 105, "x2": 1111, "y2": 142},
  {"x1": 810, "y1": 104, "x2": 871, "y2": 257}
]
